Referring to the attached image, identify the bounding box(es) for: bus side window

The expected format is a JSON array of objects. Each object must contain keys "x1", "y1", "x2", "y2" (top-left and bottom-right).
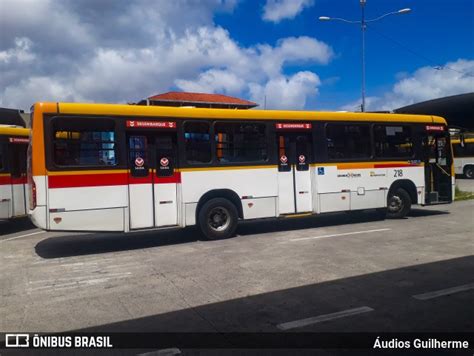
[
  {"x1": 215, "y1": 122, "x2": 267, "y2": 163},
  {"x1": 374, "y1": 125, "x2": 413, "y2": 158},
  {"x1": 452, "y1": 143, "x2": 461, "y2": 157},
  {"x1": 184, "y1": 122, "x2": 211, "y2": 164},
  {"x1": 52, "y1": 118, "x2": 117, "y2": 167},
  {"x1": 326, "y1": 124, "x2": 371, "y2": 159},
  {"x1": 9, "y1": 144, "x2": 27, "y2": 178},
  {"x1": 0, "y1": 143, "x2": 4, "y2": 172}
]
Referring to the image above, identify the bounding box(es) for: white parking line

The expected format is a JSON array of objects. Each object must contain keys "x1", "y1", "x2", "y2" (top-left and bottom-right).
[
  {"x1": 0, "y1": 230, "x2": 44, "y2": 242},
  {"x1": 288, "y1": 228, "x2": 391, "y2": 242},
  {"x1": 412, "y1": 282, "x2": 474, "y2": 300},
  {"x1": 276, "y1": 306, "x2": 374, "y2": 330},
  {"x1": 137, "y1": 348, "x2": 181, "y2": 356}
]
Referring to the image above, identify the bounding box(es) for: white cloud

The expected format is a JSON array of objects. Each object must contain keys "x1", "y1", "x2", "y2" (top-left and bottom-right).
[
  {"x1": 0, "y1": 0, "x2": 333, "y2": 111},
  {"x1": 341, "y1": 59, "x2": 474, "y2": 111},
  {"x1": 175, "y1": 69, "x2": 246, "y2": 95},
  {"x1": 263, "y1": 0, "x2": 314, "y2": 23},
  {"x1": 249, "y1": 71, "x2": 321, "y2": 110},
  {"x1": 0, "y1": 37, "x2": 35, "y2": 64}
]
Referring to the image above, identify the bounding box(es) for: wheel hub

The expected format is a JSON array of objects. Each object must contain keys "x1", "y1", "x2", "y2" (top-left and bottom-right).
[
  {"x1": 388, "y1": 196, "x2": 403, "y2": 213},
  {"x1": 208, "y1": 207, "x2": 230, "y2": 232}
]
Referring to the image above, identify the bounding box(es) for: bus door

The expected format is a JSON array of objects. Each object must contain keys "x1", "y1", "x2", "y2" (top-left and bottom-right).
[
  {"x1": 154, "y1": 134, "x2": 179, "y2": 227},
  {"x1": 127, "y1": 120, "x2": 179, "y2": 229},
  {"x1": 128, "y1": 133, "x2": 154, "y2": 229},
  {"x1": 423, "y1": 126, "x2": 452, "y2": 204},
  {"x1": 276, "y1": 129, "x2": 313, "y2": 214}
]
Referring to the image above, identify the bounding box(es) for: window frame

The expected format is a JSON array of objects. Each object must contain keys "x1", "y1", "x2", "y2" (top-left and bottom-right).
[{"x1": 324, "y1": 122, "x2": 373, "y2": 161}]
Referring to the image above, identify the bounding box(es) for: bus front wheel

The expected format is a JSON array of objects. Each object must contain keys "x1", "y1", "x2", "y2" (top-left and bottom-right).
[
  {"x1": 386, "y1": 188, "x2": 411, "y2": 219},
  {"x1": 198, "y1": 198, "x2": 238, "y2": 240}
]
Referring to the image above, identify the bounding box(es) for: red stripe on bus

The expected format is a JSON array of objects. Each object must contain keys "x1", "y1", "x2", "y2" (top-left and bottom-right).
[
  {"x1": 0, "y1": 176, "x2": 12, "y2": 185},
  {"x1": 49, "y1": 173, "x2": 128, "y2": 188},
  {"x1": 48, "y1": 172, "x2": 182, "y2": 188},
  {"x1": 11, "y1": 177, "x2": 27, "y2": 184},
  {"x1": 373, "y1": 163, "x2": 416, "y2": 168}
]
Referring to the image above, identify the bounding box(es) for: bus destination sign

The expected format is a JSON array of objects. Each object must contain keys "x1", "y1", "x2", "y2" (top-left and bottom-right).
[
  {"x1": 9, "y1": 137, "x2": 29, "y2": 144},
  {"x1": 425, "y1": 125, "x2": 445, "y2": 131},
  {"x1": 275, "y1": 123, "x2": 312, "y2": 130},
  {"x1": 126, "y1": 120, "x2": 176, "y2": 129}
]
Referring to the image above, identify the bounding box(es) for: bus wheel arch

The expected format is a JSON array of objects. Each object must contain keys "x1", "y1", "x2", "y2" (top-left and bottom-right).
[
  {"x1": 386, "y1": 180, "x2": 416, "y2": 219},
  {"x1": 196, "y1": 189, "x2": 243, "y2": 240}
]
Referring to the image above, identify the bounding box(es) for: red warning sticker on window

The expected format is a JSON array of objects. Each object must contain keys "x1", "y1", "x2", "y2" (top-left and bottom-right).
[
  {"x1": 160, "y1": 157, "x2": 169, "y2": 167},
  {"x1": 135, "y1": 157, "x2": 145, "y2": 167},
  {"x1": 127, "y1": 120, "x2": 176, "y2": 129}
]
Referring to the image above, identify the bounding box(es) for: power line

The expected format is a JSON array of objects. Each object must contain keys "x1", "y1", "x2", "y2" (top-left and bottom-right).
[{"x1": 366, "y1": 23, "x2": 474, "y2": 77}]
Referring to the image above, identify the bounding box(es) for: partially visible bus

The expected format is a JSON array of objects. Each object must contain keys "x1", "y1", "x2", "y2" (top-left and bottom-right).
[
  {"x1": 452, "y1": 137, "x2": 474, "y2": 179},
  {"x1": 0, "y1": 125, "x2": 30, "y2": 220},
  {"x1": 28, "y1": 102, "x2": 453, "y2": 239}
]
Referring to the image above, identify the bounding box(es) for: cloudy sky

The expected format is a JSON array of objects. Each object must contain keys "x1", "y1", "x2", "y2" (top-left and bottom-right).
[{"x1": 0, "y1": 0, "x2": 473, "y2": 112}]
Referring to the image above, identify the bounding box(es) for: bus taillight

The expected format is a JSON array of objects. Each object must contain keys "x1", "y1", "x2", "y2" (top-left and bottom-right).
[{"x1": 30, "y1": 180, "x2": 37, "y2": 210}]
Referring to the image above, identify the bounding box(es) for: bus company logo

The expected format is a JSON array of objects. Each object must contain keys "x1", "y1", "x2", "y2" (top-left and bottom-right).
[
  {"x1": 135, "y1": 157, "x2": 145, "y2": 167},
  {"x1": 298, "y1": 155, "x2": 306, "y2": 163},
  {"x1": 280, "y1": 155, "x2": 288, "y2": 164},
  {"x1": 160, "y1": 157, "x2": 169, "y2": 167},
  {"x1": 6, "y1": 333, "x2": 29, "y2": 347},
  {"x1": 370, "y1": 171, "x2": 386, "y2": 177},
  {"x1": 128, "y1": 120, "x2": 136, "y2": 127},
  {"x1": 426, "y1": 125, "x2": 445, "y2": 131},
  {"x1": 337, "y1": 173, "x2": 362, "y2": 178}
]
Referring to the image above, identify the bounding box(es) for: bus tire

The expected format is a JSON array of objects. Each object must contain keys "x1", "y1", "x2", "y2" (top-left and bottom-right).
[
  {"x1": 198, "y1": 198, "x2": 238, "y2": 240},
  {"x1": 386, "y1": 188, "x2": 411, "y2": 219},
  {"x1": 464, "y1": 166, "x2": 474, "y2": 179}
]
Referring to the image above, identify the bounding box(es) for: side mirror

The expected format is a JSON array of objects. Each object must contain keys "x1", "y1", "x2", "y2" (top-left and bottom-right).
[{"x1": 460, "y1": 133, "x2": 465, "y2": 148}]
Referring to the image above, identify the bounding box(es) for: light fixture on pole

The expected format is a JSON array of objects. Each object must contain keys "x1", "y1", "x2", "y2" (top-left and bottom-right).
[{"x1": 319, "y1": 1, "x2": 411, "y2": 112}]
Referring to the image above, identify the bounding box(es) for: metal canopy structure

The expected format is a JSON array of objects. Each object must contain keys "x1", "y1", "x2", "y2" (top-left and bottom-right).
[
  {"x1": 394, "y1": 92, "x2": 474, "y2": 130},
  {"x1": 0, "y1": 107, "x2": 26, "y2": 127}
]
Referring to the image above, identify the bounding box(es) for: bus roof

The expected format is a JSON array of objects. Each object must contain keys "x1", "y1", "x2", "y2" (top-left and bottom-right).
[
  {"x1": 0, "y1": 126, "x2": 30, "y2": 137},
  {"x1": 35, "y1": 102, "x2": 447, "y2": 125}
]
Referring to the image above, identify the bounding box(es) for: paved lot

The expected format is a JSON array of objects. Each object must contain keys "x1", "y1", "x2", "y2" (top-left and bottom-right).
[
  {"x1": 457, "y1": 177, "x2": 474, "y2": 192},
  {"x1": 1, "y1": 201, "x2": 473, "y2": 351}
]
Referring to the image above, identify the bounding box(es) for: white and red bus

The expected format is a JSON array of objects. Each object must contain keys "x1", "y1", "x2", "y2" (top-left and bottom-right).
[
  {"x1": 0, "y1": 126, "x2": 30, "y2": 220},
  {"x1": 452, "y1": 137, "x2": 474, "y2": 179},
  {"x1": 28, "y1": 102, "x2": 454, "y2": 239}
]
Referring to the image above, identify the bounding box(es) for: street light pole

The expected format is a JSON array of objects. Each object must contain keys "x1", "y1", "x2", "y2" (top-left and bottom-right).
[
  {"x1": 361, "y1": 0, "x2": 366, "y2": 112},
  {"x1": 319, "y1": 1, "x2": 411, "y2": 112}
]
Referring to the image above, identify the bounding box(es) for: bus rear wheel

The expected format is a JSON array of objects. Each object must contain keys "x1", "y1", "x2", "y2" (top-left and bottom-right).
[
  {"x1": 198, "y1": 198, "x2": 238, "y2": 240},
  {"x1": 464, "y1": 166, "x2": 474, "y2": 179},
  {"x1": 386, "y1": 188, "x2": 411, "y2": 219}
]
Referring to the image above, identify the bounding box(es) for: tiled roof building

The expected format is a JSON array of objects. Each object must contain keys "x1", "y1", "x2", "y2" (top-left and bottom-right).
[{"x1": 138, "y1": 91, "x2": 258, "y2": 109}]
